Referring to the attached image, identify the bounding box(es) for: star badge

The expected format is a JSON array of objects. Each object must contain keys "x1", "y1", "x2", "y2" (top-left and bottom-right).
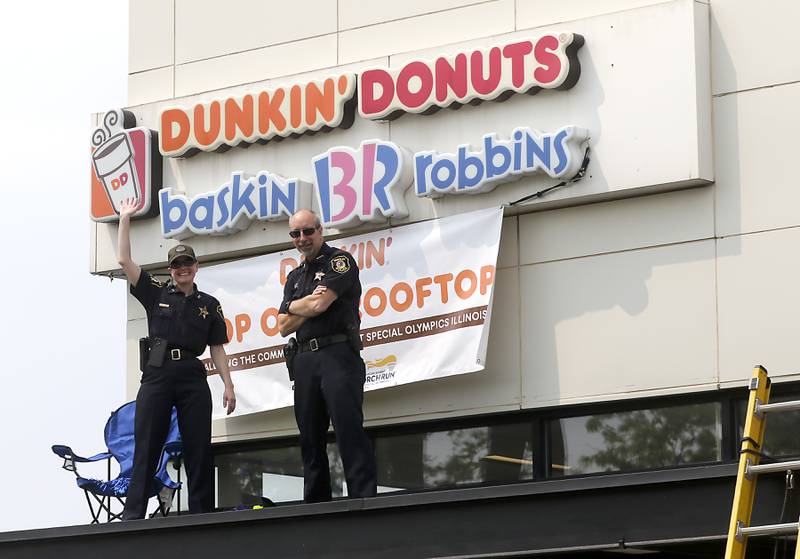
[
  {"x1": 314, "y1": 271, "x2": 325, "y2": 281},
  {"x1": 198, "y1": 306, "x2": 209, "y2": 319}
]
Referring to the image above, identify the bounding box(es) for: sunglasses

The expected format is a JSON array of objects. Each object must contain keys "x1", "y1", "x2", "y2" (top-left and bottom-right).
[
  {"x1": 289, "y1": 227, "x2": 319, "y2": 238},
  {"x1": 169, "y1": 258, "x2": 196, "y2": 269}
]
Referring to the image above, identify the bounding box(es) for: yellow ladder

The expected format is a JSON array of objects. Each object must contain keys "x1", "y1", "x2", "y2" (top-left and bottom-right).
[{"x1": 725, "y1": 365, "x2": 800, "y2": 558}]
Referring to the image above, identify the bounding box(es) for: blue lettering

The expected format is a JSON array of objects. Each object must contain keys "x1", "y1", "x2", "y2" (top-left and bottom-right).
[
  {"x1": 525, "y1": 133, "x2": 550, "y2": 171},
  {"x1": 431, "y1": 158, "x2": 456, "y2": 191},
  {"x1": 313, "y1": 156, "x2": 332, "y2": 223},
  {"x1": 160, "y1": 189, "x2": 188, "y2": 238},
  {"x1": 553, "y1": 129, "x2": 569, "y2": 175},
  {"x1": 374, "y1": 144, "x2": 399, "y2": 211},
  {"x1": 457, "y1": 146, "x2": 484, "y2": 190},
  {"x1": 485, "y1": 136, "x2": 511, "y2": 179},
  {"x1": 189, "y1": 195, "x2": 214, "y2": 231},
  {"x1": 215, "y1": 186, "x2": 230, "y2": 228},
  {"x1": 271, "y1": 179, "x2": 296, "y2": 217},
  {"x1": 414, "y1": 153, "x2": 434, "y2": 196},
  {"x1": 230, "y1": 173, "x2": 256, "y2": 219}
]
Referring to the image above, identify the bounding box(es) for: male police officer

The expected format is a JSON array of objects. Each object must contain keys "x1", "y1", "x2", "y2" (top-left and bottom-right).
[
  {"x1": 278, "y1": 209, "x2": 377, "y2": 502},
  {"x1": 116, "y1": 198, "x2": 236, "y2": 519}
]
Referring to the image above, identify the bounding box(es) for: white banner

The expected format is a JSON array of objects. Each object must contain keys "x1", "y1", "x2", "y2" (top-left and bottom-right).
[{"x1": 200, "y1": 207, "x2": 503, "y2": 418}]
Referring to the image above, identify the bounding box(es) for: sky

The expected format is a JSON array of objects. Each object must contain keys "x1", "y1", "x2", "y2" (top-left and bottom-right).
[{"x1": 0, "y1": 1, "x2": 128, "y2": 531}]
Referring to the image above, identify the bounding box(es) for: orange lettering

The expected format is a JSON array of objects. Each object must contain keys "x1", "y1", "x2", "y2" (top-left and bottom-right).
[
  {"x1": 234, "y1": 313, "x2": 251, "y2": 343},
  {"x1": 433, "y1": 273, "x2": 453, "y2": 304},
  {"x1": 258, "y1": 89, "x2": 287, "y2": 135},
  {"x1": 454, "y1": 269, "x2": 477, "y2": 299},
  {"x1": 305, "y1": 78, "x2": 335, "y2": 127},
  {"x1": 224, "y1": 95, "x2": 254, "y2": 141},
  {"x1": 363, "y1": 287, "x2": 387, "y2": 317},
  {"x1": 260, "y1": 308, "x2": 280, "y2": 337},
  {"x1": 194, "y1": 101, "x2": 221, "y2": 147},
  {"x1": 290, "y1": 85, "x2": 302, "y2": 129},
  {"x1": 160, "y1": 109, "x2": 190, "y2": 154},
  {"x1": 389, "y1": 282, "x2": 413, "y2": 312},
  {"x1": 479, "y1": 265, "x2": 495, "y2": 295},
  {"x1": 415, "y1": 277, "x2": 432, "y2": 308},
  {"x1": 279, "y1": 258, "x2": 299, "y2": 286}
]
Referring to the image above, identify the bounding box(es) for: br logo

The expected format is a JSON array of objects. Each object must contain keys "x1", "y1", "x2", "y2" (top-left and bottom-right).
[{"x1": 90, "y1": 109, "x2": 162, "y2": 222}]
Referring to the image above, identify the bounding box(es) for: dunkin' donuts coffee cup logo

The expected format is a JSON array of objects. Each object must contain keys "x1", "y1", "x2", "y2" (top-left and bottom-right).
[{"x1": 90, "y1": 109, "x2": 162, "y2": 222}]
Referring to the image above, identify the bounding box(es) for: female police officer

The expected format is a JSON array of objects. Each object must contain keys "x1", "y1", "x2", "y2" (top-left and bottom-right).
[{"x1": 116, "y1": 198, "x2": 236, "y2": 519}]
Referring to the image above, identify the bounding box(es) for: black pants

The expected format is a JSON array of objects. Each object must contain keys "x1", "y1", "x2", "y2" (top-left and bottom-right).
[
  {"x1": 122, "y1": 359, "x2": 213, "y2": 519},
  {"x1": 293, "y1": 342, "x2": 377, "y2": 502}
]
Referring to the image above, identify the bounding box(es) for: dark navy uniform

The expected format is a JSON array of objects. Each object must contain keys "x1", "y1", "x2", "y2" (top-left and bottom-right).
[
  {"x1": 123, "y1": 272, "x2": 228, "y2": 519},
  {"x1": 280, "y1": 243, "x2": 377, "y2": 502}
]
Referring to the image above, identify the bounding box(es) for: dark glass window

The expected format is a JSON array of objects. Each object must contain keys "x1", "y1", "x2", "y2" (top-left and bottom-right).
[
  {"x1": 549, "y1": 402, "x2": 722, "y2": 477},
  {"x1": 736, "y1": 394, "x2": 800, "y2": 458},
  {"x1": 375, "y1": 422, "x2": 533, "y2": 491}
]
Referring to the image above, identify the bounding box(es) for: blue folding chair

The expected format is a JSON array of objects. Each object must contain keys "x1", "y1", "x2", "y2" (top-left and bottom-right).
[{"x1": 52, "y1": 401, "x2": 183, "y2": 523}]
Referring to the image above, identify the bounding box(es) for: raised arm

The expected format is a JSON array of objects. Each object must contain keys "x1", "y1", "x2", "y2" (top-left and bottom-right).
[{"x1": 117, "y1": 198, "x2": 142, "y2": 286}]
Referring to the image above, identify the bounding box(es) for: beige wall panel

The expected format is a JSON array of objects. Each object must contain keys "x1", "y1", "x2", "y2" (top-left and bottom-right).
[
  {"x1": 175, "y1": 0, "x2": 337, "y2": 64},
  {"x1": 175, "y1": 34, "x2": 338, "y2": 97},
  {"x1": 711, "y1": 0, "x2": 800, "y2": 95},
  {"x1": 128, "y1": 67, "x2": 174, "y2": 106},
  {"x1": 516, "y1": 0, "x2": 668, "y2": 30},
  {"x1": 362, "y1": 267, "x2": 521, "y2": 421},
  {"x1": 498, "y1": 217, "x2": 518, "y2": 269},
  {"x1": 339, "y1": 0, "x2": 489, "y2": 30},
  {"x1": 387, "y1": 1, "x2": 712, "y2": 228},
  {"x1": 519, "y1": 187, "x2": 714, "y2": 265},
  {"x1": 520, "y1": 240, "x2": 717, "y2": 407},
  {"x1": 129, "y1": 0, "x2": 174, "y2": 73},
  {"x1": 714, "y1": 83, "x2": 800, "y2": 237},
  {"x1": 718, "y1": 229, "x2": 800, "y2": 384},
  {"x1": 126, "y1": 318, "x2": 148, "y2": 401},
  {"x1": 338, "y1": 0, "x2": 514, "y2": 64},
  {"x1": 126, "y1": 286, "x2": 146, "y2": 321},
  {"x1": 213, "y1": 407, "x2": 299, "y2": 441}
]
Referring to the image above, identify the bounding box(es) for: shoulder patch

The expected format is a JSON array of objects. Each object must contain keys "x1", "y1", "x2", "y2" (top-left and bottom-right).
[
  {"x1": 150, "y1": 275, "x2": 165, "y2": 287},
  {"x1": 216, "y1": 304, "x2": 224, "y2": 319},
  {"x1": 331, "y1": 254, "x2": 350, "y2": 274}
]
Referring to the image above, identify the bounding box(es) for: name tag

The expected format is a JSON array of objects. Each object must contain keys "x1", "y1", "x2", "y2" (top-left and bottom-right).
[{"x1": 158, "y1": 303, "x2": 170, "y2": 308}]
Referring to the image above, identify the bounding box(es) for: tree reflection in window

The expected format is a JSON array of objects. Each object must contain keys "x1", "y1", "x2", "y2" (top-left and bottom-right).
[{"x1": 551, "y1": 403, "x2": 721, "y2": 476}]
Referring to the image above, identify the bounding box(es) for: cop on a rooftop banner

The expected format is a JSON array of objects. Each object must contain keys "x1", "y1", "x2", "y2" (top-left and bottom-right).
[{"x1": 201, "y1": 206, "x2": 502, "y2": 419}]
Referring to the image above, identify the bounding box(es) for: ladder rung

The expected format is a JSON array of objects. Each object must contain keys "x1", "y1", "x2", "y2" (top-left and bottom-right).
[
  {"x1": 747, "y1": 459, "x2": 800, "y2": 475},
  {"x1": 756, "y1": 400, "x2": 800, "y2": 414},
  {"x1": 738, "y1": 522, "x2": 799, "y2": 538}
]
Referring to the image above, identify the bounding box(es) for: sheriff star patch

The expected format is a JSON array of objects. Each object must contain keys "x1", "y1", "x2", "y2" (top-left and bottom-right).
[
  {"x1": 314, "y1": 271, "x2": 325, "y2": 281},
  {"x1": 150, "y1": 275, "x2": 164, "y2": 288},
  {"x1": 198, "y1": 306, "x2": 209, "y2": 319},
  {"x1": 331, "y1": 255, "x2": 350, "y2": 274}
]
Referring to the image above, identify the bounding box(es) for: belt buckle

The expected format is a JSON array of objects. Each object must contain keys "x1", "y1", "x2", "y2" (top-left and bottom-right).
[
  {"x1": 170, "y1": 349, "x2": 181, "y2": 360},
  {"x1": 309, "y1": 338, "x2": 319, "y2": 352}
]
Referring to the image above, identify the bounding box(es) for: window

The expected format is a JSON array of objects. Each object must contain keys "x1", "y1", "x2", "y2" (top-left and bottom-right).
[
  {"x1": 736, "y1": 393, "x2": 800, "y2": 458},
  {"x1": 549, "y1": 402, "x2": 722, "y2": 477},
  {"x1": 375, "y1": 422, "x2": 533, "y2": 491}
]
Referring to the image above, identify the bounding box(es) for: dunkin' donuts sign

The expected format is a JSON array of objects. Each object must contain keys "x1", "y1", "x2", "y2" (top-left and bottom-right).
[
  {"x1": 159, "y1": 32, "x2": 583, "y2": 157},
  {"x1": 91, "y1": 32, "x2": 586, "y2": 227}
]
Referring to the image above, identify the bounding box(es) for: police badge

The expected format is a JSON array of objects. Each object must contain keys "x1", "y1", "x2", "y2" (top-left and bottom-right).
[{"x1": 331, "y1": 255, "x2": 350, "y2": 273}]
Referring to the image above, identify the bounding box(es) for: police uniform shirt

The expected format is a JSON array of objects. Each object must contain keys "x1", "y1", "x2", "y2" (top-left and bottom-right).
[
  {"x1": 280, "y1": 243, "x2": 361, "y2": 343},
  {"x1": 131, "y1": 272, "x2": 229, "y2": 356}
]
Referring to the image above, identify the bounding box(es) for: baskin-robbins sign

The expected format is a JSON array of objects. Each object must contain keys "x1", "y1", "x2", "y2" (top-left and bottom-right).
[
  {"x1": 159, "y1": 125, "x2": 589, "y2": 238},
  {"x1": 156, "y1": 31, "x2": 583, "y2": 157},
  {"x1": 90, "y1": 109, "x2": 162, "y2": 222},
  {"x1": 91, "y1": 32, "x2": 584, "y2": 226}
]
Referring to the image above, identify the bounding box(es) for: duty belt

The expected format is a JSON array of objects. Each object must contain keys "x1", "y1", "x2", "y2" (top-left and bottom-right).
[
  {"x1": 167, "y1": 348, "x2": 197, "y2": 361},
  {"x1": 298, "y1": 334, "x2": 348, "y2": 353}
]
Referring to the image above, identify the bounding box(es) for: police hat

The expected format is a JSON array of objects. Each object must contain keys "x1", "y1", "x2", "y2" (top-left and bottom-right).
[{"x1": 167, "y1": 244, "x2": 197, "y2": 265}]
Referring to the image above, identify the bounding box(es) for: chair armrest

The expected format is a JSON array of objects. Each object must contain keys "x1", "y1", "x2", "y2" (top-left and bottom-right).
[{"x1": 51, "y1": 445, "x2": 112, "y2": 472}]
